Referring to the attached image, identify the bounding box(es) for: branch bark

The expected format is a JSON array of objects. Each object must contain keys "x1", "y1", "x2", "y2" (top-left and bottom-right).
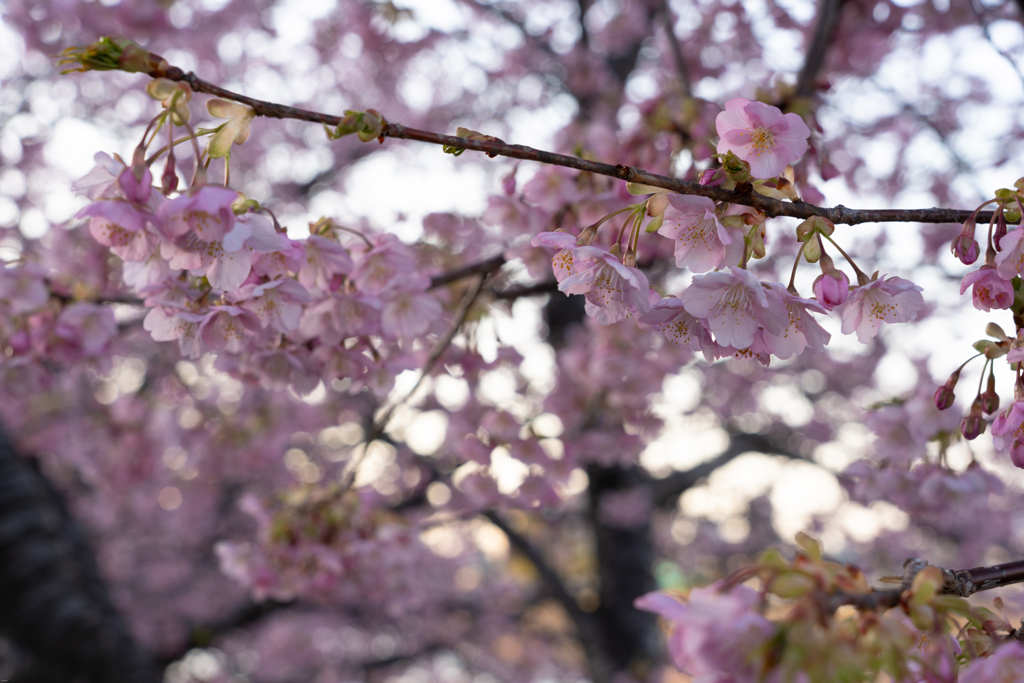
[
  {"x1": 483, "y1": 510, "x2": 611, "y2": 683},
  {"x1": 0, "y1": 427, "x2": 157, "y2": 683},
  {"x1": 151, "y1": 65, "x2": 1005, "y2": 227},
  {"x1": 795, "y1": 0, "x2": 846, "y2": 98}
]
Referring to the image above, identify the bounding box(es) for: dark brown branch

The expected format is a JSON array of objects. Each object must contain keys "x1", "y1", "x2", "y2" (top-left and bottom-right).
[
  {"x1": 430, "y1": 254, "x2": 506, "y2": 289},
  {"x1": 483, "y1": 510, "x2": 609, "y2": 682},
  {"x1": 943, "y1": 559, "x2": 1024, "y2": 597},
  {"x1": 823, "y1": 556, "x2": 1024, "y2": 614},
  {"x1": 659, "y1": 0, "x2": 692, "y2": 98},
  {"x1": 795, "y1": 0, "x2": 846, "y2": 99},
  {"x1": 151, "y1": 65, "x2": 1005, "y2": 228},
  {"x1": 650, "y1": 428, "x2": 805, "y2": 508},
  {"x1": 492, "y1": 280, "x2": 558, "y2": 300}
]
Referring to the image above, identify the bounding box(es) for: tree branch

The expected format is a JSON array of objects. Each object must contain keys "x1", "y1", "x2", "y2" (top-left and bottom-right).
[
  {"x1": 151, "y1": 65, "x2": 1005, "y2": 227},
  {"x1": 795, "y1": 0, "x2": 846, "y2": 99},
  {"x1": 482, "y1": 510, "x2": 610, "y2": 682},
  {"x1": 659, "y1": 0, "x2": 692, "y2": 98},
  {"x1": 650, "y1": 428, "x2": 806, "y2": 508}
]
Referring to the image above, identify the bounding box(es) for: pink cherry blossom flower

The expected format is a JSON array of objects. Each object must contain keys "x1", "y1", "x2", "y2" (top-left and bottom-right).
[
  {"x1": 961, "y1": 266, "x2": 1014, "y2": 311},
  {"x1": 253, "y1": 236, "x2": 306, "y2": 278},
  {"x1": 51, "y1": 302, "x2": 118, "y2": 358},
  {"x1": 635, "y1": 584, "x2": 774, "y2": 680},
  {"x1": 679, "y1": 266, "x2": 788, "y2": 349},
  {"x1": 657, "y1": 194, "x2": 742, "y2": 272},
  {"x1": 381, "y1": 290, "x2": 443, "y2": 339},
  {"x1": 995, "y1": 227, "x2": 1024, "y2": 279},
  {"x1": 637, "y1": 297, "x2": 715, "y2": 362},
  {"x1": 157, "y1": 185, "x2": 238, "y2": 240},
  {"x1": 72, "y1": 152, "x2": 125, "y2": 200},
  {"x1": 559, "y1": 246, "x2": 651, "y2": 324},
  {"x1": 143, "y1": 302, "x2": 209, "y2": 358},
  {"x1": 812, "y1": 269, "x2": 850, "y2": 310},
  {"x1": 235, "y1": 212, "x2": 284, "y2": 253},
  {"x1": 992, "y1": 400, "x2": 1024, "y2": 468},
  {"x1": 235, "y1": 278, "x2": 312, "y2": 333},
  {"x1": 530, "y1": 231, "x2": 579, "y2": 281},
  {"x1": 298, "y1": 236, "x2": 355, "y2": 292},
  {"x1": 761, "y1": 283, "x2": 831, "y2": 359},
  {"x1": 713, "y1": 327, "x2": 774, "y2": 366},
  {"x1": 162, "y1": 235, "x2": 254, "y2": 292},
  {"x1": 117, "y1": 164, "x2": 153, "y2": 204},
  {"x1": 716, "y1": 98, "x2": 811, "y2": 179},
  {"x1": 837, "y1": 275, "x2": 924, "y2": 343},
  {"x1": 0, "y1": 263, "x2": 49, "y2": 314},
  {"x1": 959, "y1": 642, "x2": 1024, "y2": 683},
  {"x1": 76, "y1": 200, "x2": 158, "y2": 262},
  {"x1": 350, "y1": 234, "x2": 425, "y2": 294},
  {"x1": 199, "y1": 305, "x2": 262, "y2": 354},
  {"x1": 299, "y1": 293, "x2": 382, "y2": 343}
]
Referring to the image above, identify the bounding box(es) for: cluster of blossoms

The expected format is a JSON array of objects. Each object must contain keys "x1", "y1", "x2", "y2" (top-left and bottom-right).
[
  {"x1": 637, "y1": 535, "x2": 1021, "y2": 682},
  {"x1": 216, "y1": 487, "x2": 464, "y2": 611},
  {"x1": 52, "y1": 95, "x2": 450, "y2": 398},
  {"x1": 530, "y1": 99, "x2": 923, "y2": 367},
  {"x1": 933, "y1": 185, "x2": 1024, "y2": 469}
]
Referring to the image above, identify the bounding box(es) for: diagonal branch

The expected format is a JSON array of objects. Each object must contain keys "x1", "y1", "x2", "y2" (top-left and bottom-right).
[
  {"x1": 659, "y1": 0, "x2": 692, "y2": 98},
  {"x1": 482, "y1": 510, "x2": 610, "y2": 682},
  {"x1": 149, "y1": 64, "x2": 1007, "y2": 227},
  {"x1": 795, "y1": 0, "x2": 846, "y2": 99},
  {"x1": 650, "y1": 428, "x2": 808, "y2": 508}
]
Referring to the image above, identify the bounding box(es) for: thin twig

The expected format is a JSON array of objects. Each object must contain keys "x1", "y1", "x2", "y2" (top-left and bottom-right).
[
  {"x1": 150, "y1": 65, "x2": 1007, "y2": 227},
  {"x1": 366, "y1": 273, "x2": 486, "y2": 443}
]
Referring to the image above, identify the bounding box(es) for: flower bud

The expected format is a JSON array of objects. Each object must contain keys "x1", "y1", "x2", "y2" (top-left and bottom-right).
[
  {"x1": 934, "y1": 368, "x2": 960, "y2": 411},
  {"x1": 576, "y1": 223, "x2": 598, "y2": 246},
  {"x1": 720, "y1": 151, "x2": 751, "y2": 183},
  {"x1": 960, "y1": 413, "x2": 986, "y2": 440},
  {"x1": 58, "y1": 36, "x2": 168, "y2": 76},
  {"x1": 961, "y1": 398, "x2": 987, "y2": 440},
  {"x1": 995, "y1": 210, "x2": 1008, "y2": 250},
  {"x1": 161, "y1": 148, "x2": 178, "y2": 195},
  {"x1": 812, "y1": 269, "x2": 850, "y2": 311},
  {"x1": 981, "y1": 373, "x2": 1000, "y2": 414},
  {"x1": 698, "y1": 169, "x2": 721, "y2": 186},
  {"x1": 952, "y1": 218, "x2": 979, "y2": 265},
  {"x1": 647, "y1": 192, "x2": 669, "y2": 218}
]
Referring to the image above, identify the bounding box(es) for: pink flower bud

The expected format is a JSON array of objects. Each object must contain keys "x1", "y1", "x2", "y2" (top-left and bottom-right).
[
  {"x1": 161, "y1": 149, "x2": 178, "y2": 195},
  {"x1": 812, "y1": 269, "x2": 850, "y2": 311},
  {"x1": 934, "y1": 385, "x2": 955, "y2": 411},
  {"x1": 981, "y1": 373, "x2": 1000, "y2": 414},
  {"x1": 952, "y1": 219, "x2": 979, "y2": 265},
  {"x1": 960, "y1": 413, "x2": 986, "y2": 440},
  {"x1": 995, "y1": 211, "x2": 1008, "y2": 250}
]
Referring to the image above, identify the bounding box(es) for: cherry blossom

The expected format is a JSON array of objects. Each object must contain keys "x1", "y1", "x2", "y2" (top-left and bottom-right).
[
  {"x1": 559, "y1": 246, "x2": 651, "y2": 324},
  {"x1": 679, "y1": 266, "x2": 788, "y2": 349},
  {"x1": 760, "y1": 283, "x2": 831, "y2": 359},
  {"x1": 637, "y1": 297, "x2": 716, "y2": 361},
  {"x1": 961, "y1": 266, "x2": 1014, "y2": 311},
  {"x1": 992, "y1": 400, "x2": 1024, "y2": 468},
  {"x1": 635, "y1": 584, "x2": 774, "y2": 680},
  {"x1": 234, "y1": 279, "x2": 312, "y2": 333},
  {"x1": 0, "y1": 264, "x2": 49, "y2": 314},
  {"x1": 657, "y1": 194, "x2": 742, "y2": 272},
  {"x1": 530, "y1": 231, "x2": 580, "y2": 281},
  {"x1": 715, "y1": 98, "x2": 811, "y2": 179},
  {"x1": 837, "y1": 276, "x2": 925, "y2": 343}
]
